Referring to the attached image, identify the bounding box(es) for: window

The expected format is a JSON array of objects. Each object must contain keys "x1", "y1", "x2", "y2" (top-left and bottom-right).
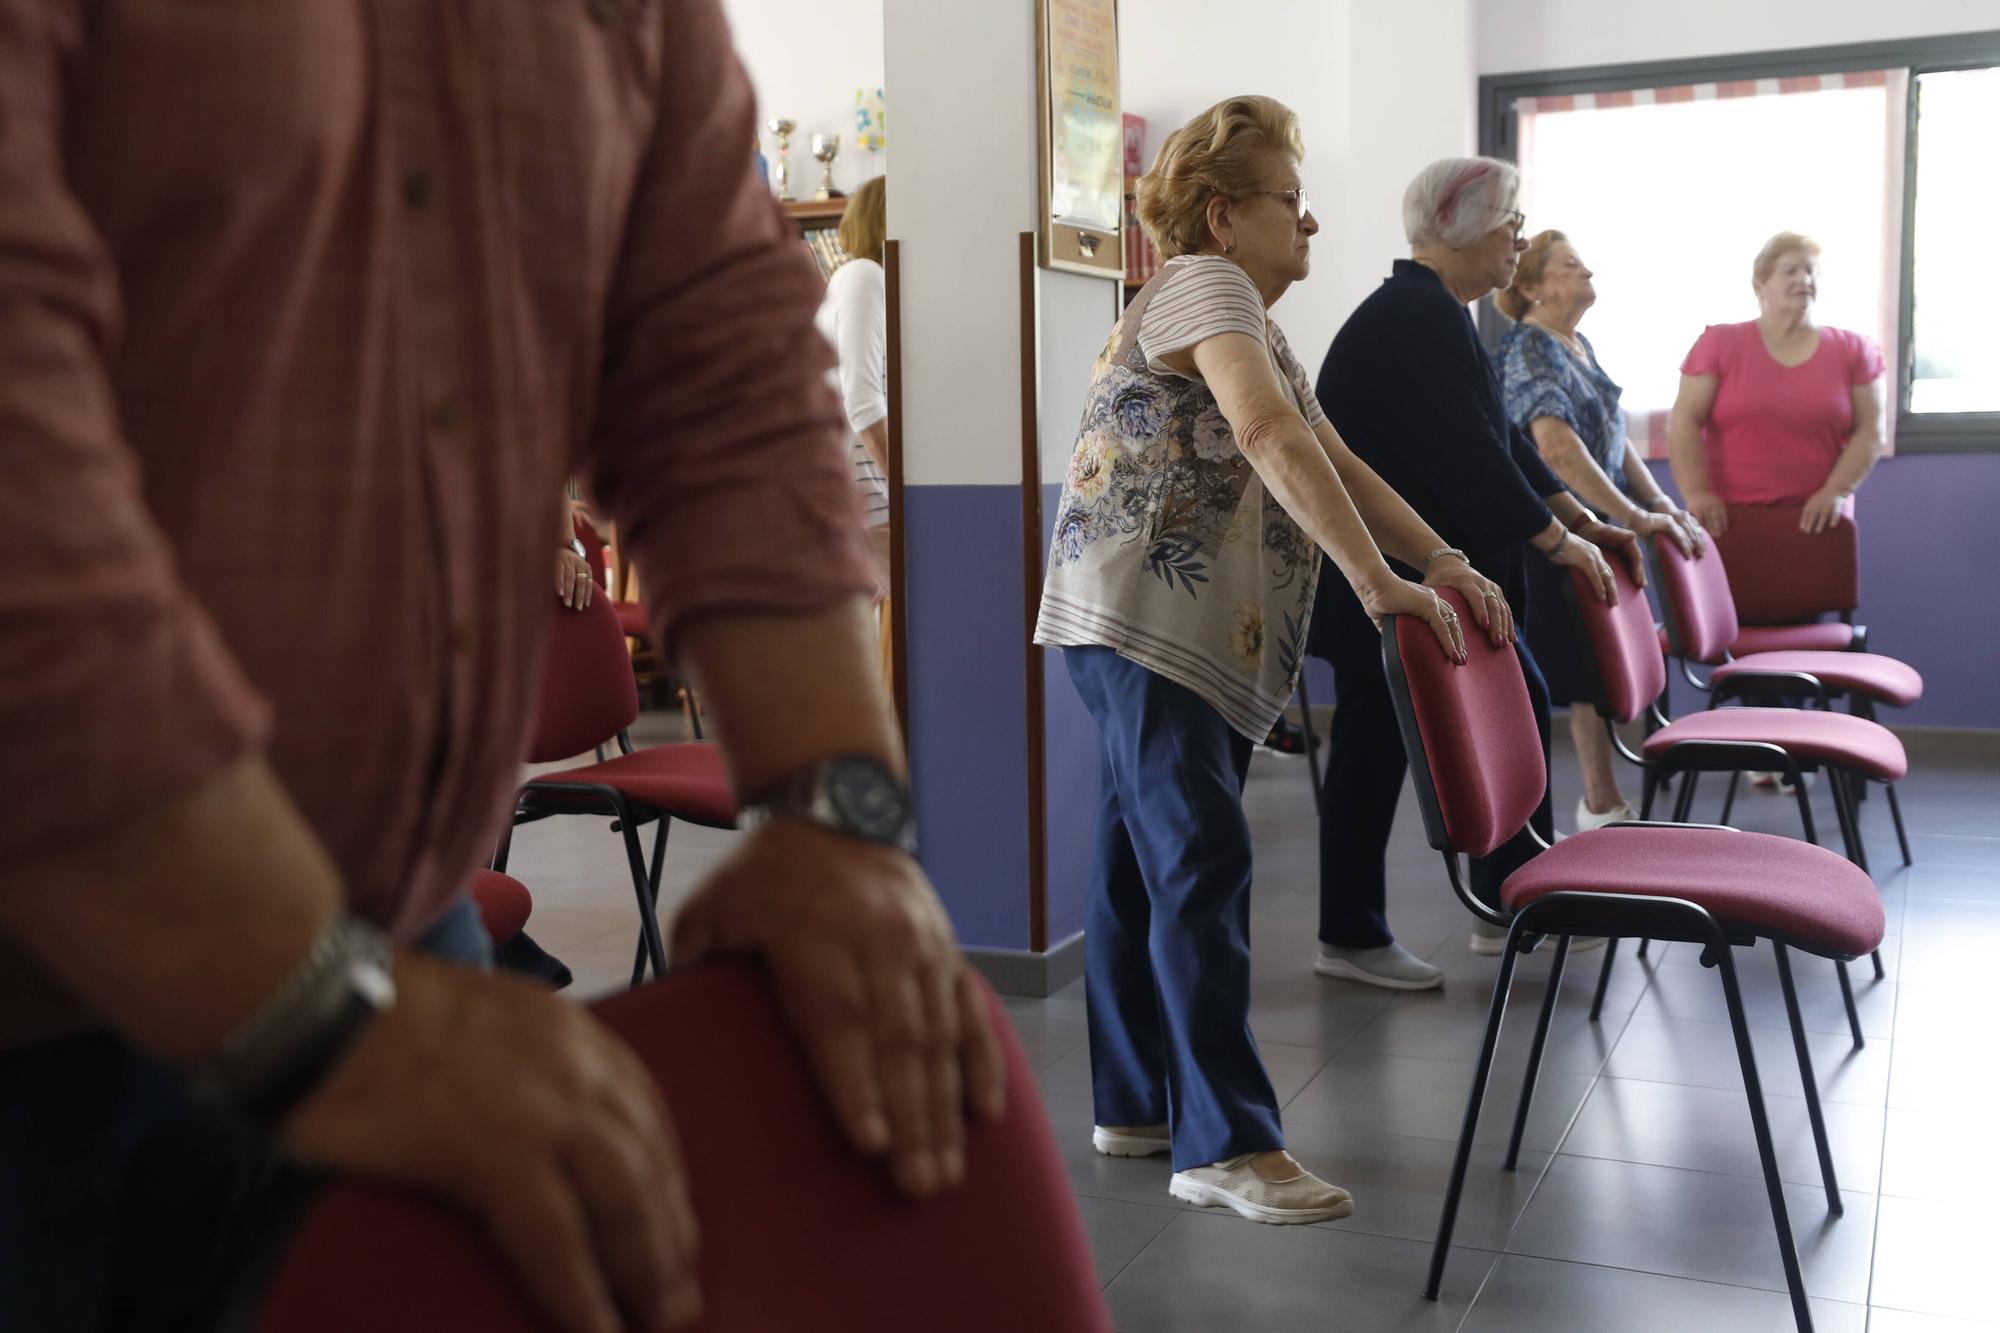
[
  {"x1": 1908, "y1": 67, "x2": 2000, "y2": 415},
  {"x1": 1482, "y1": 32, "x2": 2000, "y2": 454}
]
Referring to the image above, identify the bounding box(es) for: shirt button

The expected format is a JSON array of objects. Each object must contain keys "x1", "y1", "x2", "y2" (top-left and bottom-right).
[
  {"x1": 427, "y1": 399, "x2": 462, "y2": 432},
  {"x1": 401, "y1": 170, "x2": 436, "y2": 211}
]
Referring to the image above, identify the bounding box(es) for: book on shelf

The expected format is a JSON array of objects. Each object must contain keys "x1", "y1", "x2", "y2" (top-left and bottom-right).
[
  {"x1": 802, "y1": 227, "x2": 848, "y2": 281},
  {"x1": 1122, "y1": 174, "x2": 1159, "y2": 288}
]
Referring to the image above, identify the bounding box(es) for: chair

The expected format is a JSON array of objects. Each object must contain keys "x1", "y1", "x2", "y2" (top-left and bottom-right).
[
  {"x1": 574, "y1": 511, "x2": 704, "y2": 739},
  {"x1": 239, "y1": 963, "x2": 1113, "y2": 1332},
  {"x1": 1561, "y1": 557, "x2": 1898, "y2": 1035},
  {"x1": 493, "y1": 591, "x2": 738, "y2": 985},
  {"x1": 1651, "y1": 530, "x2": 1920, "y2": 864},
  {"x1": 1712, "y1": 503, "x2": 1865, "y2": 644},
  {"x1": 467, "y1": 869, "x2": 533, "y2": 950},
  {"x1": 1386, "y1": 590, "x2": 1884, "y2": 1333}
]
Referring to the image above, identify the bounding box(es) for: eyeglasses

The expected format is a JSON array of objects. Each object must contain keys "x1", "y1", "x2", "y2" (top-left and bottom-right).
[
  {"x1": 1489, "y1": 207, "x2": 1526, "y2": 241},
  {"x1": 1253, "y1": 188, "x2": 1312, "y2": 221}
]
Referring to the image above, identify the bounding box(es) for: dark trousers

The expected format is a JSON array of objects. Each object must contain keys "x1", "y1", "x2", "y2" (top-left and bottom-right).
[
  {"x1": 1315, "y1": 636, "x2": 1555, "y2": 947},
  {"x1": 1065, "y1": 645, "x2": 1282, "y2": 1172},
  {"x1": 0, "y1": 896, "x2": 492, "y2": 1333}
]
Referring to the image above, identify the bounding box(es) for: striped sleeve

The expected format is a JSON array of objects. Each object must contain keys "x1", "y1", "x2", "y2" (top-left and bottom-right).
[{"x1": 1136, "y1": 257, "x2": 1268, "y2": 378}]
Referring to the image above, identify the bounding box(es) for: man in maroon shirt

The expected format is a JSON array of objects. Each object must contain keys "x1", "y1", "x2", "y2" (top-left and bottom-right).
[{"x1": 0, "y1": 4, "x2": 1000, "y2": 1331}]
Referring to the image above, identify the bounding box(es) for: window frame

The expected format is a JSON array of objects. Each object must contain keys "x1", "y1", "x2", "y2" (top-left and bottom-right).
[{"x1": 1478, "y1": 29, "x2": 2000, "y2": 454}]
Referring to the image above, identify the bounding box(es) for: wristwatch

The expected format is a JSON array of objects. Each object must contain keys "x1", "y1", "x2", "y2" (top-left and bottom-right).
[{"x1": 740, "y1": 755, "x2": 917, "y2": 854}]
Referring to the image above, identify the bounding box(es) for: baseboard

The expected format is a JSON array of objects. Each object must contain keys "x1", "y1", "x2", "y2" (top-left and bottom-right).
[{"x1": 964, "y1": 930, "x2": 1086, "y2": 998}]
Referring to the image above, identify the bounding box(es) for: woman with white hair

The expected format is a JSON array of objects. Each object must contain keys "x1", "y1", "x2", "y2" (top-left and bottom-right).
[
  {"x1": 1035, "y1": 100, "x2": 1510, "y2": 1224},
  {"x1": 1303, "y1": 157, "x2": 1641, "y2": 976}
]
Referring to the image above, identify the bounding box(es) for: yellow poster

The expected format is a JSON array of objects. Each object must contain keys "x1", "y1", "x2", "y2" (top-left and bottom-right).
[{"x1": 1046, "y1": 0, "x2": 1121, "y2": 232}]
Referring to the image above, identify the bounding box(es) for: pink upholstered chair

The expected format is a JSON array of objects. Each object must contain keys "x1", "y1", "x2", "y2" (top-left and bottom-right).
[
  {"x1": 1650, "y1": 531, "x2": 1921, "y2": 865},
  {"x1": 1386, "y1": 590, "x2": 1882, "y2": 1333},
  {"x1": 467, "y1": 869, "x2": 533, "y2": 950},
  {"x1": 244, "y1": 963, "x2": 1113, "y2": 1333},
  {"x1": 1713, "y1": 503, "x2": 1865, "y2": 644},
  {"x1": 493, "y1": 591, "x2": 737, "y2": 985}
]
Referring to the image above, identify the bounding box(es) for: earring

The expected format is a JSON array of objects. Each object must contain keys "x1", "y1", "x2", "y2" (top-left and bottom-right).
[{"x1": 1224, "y1": 243, "x2": 1236, "y2": 255}]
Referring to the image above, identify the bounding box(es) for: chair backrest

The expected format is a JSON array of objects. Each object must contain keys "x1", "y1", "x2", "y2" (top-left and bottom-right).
[
  {"x1": 1713, "y1": 504, "x2": 1859, "y2": 623},
  {"x1": 1650, "y1": 532, "x2": 1741, "y2": 665},
  {"x1": 1382, "y1": 588, "x2": 1546, "y2": 859},
  {"x1": 528, "y1": 590, "x2": 639, "y2": 763},
  {"x1": 1564, "y1": 558, "x2": 1669, "y2": 724},
  {"x1": 243, "y1": 964, "x2": 1113, "y2": 1333}
]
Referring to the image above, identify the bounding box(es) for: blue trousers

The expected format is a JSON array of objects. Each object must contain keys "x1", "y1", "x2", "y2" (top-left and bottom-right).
[
  {"x1": 1065, "y1": 646, "x2": 1282, "y2": 1172},
  {"x1": 0, "y1": 896, "x2": 490, "y2": 1333}
]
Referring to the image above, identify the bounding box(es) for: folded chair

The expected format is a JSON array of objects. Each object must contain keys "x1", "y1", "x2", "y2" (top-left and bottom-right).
[
  {"x1": 1562, "y1": 559, "x2": 1898, "y2": 1036},
  {"x1": 1652, "y1": 528, "x2": 1921, "y2": 864},
  {"x1": 239, "y1": 963, "x2": 1113, "y2": 1333},
  {"x1": 1388, "y1": 590, "x2": 1884, "y2": 1333},
  {"x1": 493, "y1": 592, "x2": 737, "y2": 985}
]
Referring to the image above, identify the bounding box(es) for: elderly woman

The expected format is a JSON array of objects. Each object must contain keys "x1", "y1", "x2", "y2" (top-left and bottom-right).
[
  {"x1": 1306, "y1": 159, "x2": 1639, "y2": 970},
  {"x1": 814, "y1": 176, "x2": 893, "y2": 592},
  {"x1": 1669, "y1": 232, "x2": 1885, "y2": 537},
  {"x1": 1496, "y1": 231, "x2": 1704, "y2": 830},
  {"x1": 1035, "y1": 98, "x2": 1508, "y2": 1223}
]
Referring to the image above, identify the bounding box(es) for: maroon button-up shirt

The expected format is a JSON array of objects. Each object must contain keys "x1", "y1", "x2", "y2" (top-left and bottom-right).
[{"x1": 0, "y1": 0, "x2": 873, "y2": 1041}]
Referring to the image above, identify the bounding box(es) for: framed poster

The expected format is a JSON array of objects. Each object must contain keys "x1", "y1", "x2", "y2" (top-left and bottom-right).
[{"x1": 1036, "y1": 0, "x2": 1123, "y2": 279}]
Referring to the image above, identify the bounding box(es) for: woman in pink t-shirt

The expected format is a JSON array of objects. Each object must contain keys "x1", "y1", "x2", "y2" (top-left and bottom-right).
[{"x1": 1667, "y1": 231, "x2": 1885, "y2": 536}]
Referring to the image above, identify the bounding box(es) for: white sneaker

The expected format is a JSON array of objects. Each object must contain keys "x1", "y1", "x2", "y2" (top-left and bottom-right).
[
  {"x1": 1169, "y1": 1154, "x2": 1354, "y2": 1224},
  {"x1": 1315, "y1": 942, "x2": 1444, "y2": 991},
  {"x1": 1093, "y1": 1124, "x2": 1171, "y2": 1157},
  {"x1": 1574, "y1": 797, "x2": 1637, "y2": 834},
  {"x1": 1469, "y1": 923, "x2": 1509, "y2": 955}
]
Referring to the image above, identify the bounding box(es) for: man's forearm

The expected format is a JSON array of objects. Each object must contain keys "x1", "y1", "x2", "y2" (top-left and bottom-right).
[
  {"x1": 676, "y1": 598, "x2": 906, "y2": 796},
  {"x1": 0, "y1": 757, "x2": 340, "y2": 1062}
]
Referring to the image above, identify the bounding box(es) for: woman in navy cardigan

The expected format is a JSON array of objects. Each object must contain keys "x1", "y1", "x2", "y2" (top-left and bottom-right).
[{"x1": 1304, "y1": 158, "x2": 1641, "y2": 989}]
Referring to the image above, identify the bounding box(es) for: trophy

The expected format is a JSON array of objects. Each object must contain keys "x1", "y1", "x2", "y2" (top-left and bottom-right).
[
  {"x1": 766, "y1": 118, "x2": 796, "y2": 200},
  {"x1": 810, "y1": 133, "x2": 842, "y2": 200}
]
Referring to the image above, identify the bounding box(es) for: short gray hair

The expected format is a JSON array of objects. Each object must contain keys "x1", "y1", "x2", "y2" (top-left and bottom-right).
[{"x1": 1402, "y1": 156, "x2": 1520, "y2": 250}]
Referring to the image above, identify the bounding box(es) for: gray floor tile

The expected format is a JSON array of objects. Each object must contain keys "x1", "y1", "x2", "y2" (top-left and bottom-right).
[
  {"x1": 1892, "y1": 980, "x2": 2000, "y2": 1035},
  {"x1": 1005, "y1": 1012, "x2": 1091, "y2": 1073},
  {"x1": 1505, "y1": 1155, "x2": 1876, "y2": 1305},
  {"x1": 1605, "y1": 1013, "x2": 1893, "y2": 1107},
  {"x1": 1273, "y1": 1124, "x2": 1551, "y2": 1252},
  {"x1": 1340, "y1": 990, "x2": 1625, "y2": 1075},
  {"x1": 1245, "y1": 971, "x2": 1393, "y2": 1051},
  {"x1": 1070, "y1": 1194, "x2": 1178, "y2": 1287},
  {"x1": 1880, "y1": 1107, "x2": 2000, "y2": 1201},
  {"x1": 1886, "y1": 1033, "x2": 2000, "y2": 1110},
  {"x1": 1868, "y1": 1308, "x2": 2000, "y2": 1332},
  {"x1": 1038, "y1": 1092, "x2": 1187, "y2": 1210},
  {"x1": 1036, "y1": 1037, "x2": 1330, "y2": 1109},
  {"x1": 1908, "y1": 834, "x2": 2000, "y2": 868},
  {"x1": 1900, "y1": 862, "x2": 2000, "y2": 905},
  {"x1": 1870, "y1": 1194, "x2": 2000, "y2": 1324},
  {"x1": 1459, "y1": 1254, "x2": 1866, "y2": 1333},
  {"x1": 1103, "y1": 1212, "x2": 1492, "y2": 1331},
  {"x1": 1282, "y1": 1047, "x2": 1599, "y2": 1155},
  {"x1": 1560, "y1": 1075, "x2": 1884, "y2": 1191},
  {"x1": 1632, "y1": 952, "x2": 1897, "y2": 1039}
]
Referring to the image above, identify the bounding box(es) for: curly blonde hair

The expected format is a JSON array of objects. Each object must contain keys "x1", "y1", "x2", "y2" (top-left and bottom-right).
[
  {"x1": 1135, "y1": 96, "x2": 1303, "y2": 261},
  {"x1": 1495, "y1": 229, "x2": 1569, "y2": 322},
  {"x1": 838, "y1": 176, "x2": 887, "y2": 264}
]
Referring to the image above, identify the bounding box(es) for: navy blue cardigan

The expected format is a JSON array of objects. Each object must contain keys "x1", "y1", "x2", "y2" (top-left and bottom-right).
[{"x1": 1305, "y1": 261, "x2": 1562, "y2": 671}]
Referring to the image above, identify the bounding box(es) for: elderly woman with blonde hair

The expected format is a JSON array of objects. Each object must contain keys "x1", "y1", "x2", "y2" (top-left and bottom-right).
[
  {"x1": 1035, "y1": 98, "x2": 1510, "y2": 1223},
  {"x1": 1669, "y1": 231, "x2": 1885, "y2": 538},
  {"x1": 1304, "y1": 159, "x2": 1642, "y2": 971}
]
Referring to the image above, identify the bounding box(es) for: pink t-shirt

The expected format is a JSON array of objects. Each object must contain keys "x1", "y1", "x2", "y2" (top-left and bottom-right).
[{"x1": 1680, "y1": 321, "x2": 1884, "y2": 505}]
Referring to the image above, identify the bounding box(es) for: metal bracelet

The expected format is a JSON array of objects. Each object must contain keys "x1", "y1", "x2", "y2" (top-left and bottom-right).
[{"x1": 1421, "y1": 545, "x2": 1467, "y2": 571}]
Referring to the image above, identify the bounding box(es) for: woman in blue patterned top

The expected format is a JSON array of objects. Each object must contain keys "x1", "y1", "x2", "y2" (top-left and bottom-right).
[{"x1": 1496, "y1": 230, "x2": 1704, "y2": 832}]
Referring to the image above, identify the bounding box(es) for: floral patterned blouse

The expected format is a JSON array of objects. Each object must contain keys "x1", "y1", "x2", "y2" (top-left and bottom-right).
[
  {"x1": 1496, "y1": 321, "x2": 1629, "y2": 494},
  {"x1": 1033, "y1": 255, "x2": 1328, "y2": 741}
]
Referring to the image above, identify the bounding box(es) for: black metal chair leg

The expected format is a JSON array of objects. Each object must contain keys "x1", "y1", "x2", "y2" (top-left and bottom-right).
[
  {"x1": 1636, "y1": 937, "x2": 1650, "y2": 960},
  {"x1": 490, "y1": 817, "x2": 516, "y2": 873},
  {"x1": 1671, "y1": 770, "x2": 1701, "y2": 823},
  {"x1": 1639, "y1": 768, "x2": 1660, "y2": 820},
  {"x1": 1505, "y1": 936, "x2": 1571, "y2": 1169},
  {"x1": 618, "y1": 817, "x2": 669, "y2": 985},
  {"x1": 1719, "y1": 770, "x2": 1742, "y2": 825},
  {"x1": 1587, "y1": 938, "x2": 1619, "y2": 1022},
  {"x1": 1833, "y1": 960, "x2": 1864, "y2": 1049},
  {"x1": 1715, "y1": 945, "x2": 1816, "y2": 1333},
  {"x1": 1885, "y1": 781, "x2": 1913, "y2": 866},
  {"x1": 1425, "y1": 928, "x2": 1524, "y2": 1300},
  {"x1": 1774, "y1": 945, "x2": 1844, "y2": 1214},
  {"x1": 629, "y1": 816, "x2": 674, "y2": 988}
]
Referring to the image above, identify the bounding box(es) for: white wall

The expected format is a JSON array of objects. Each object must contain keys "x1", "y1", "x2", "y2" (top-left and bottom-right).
[
  {"x1": 1478, "y1": 0, "x2": 1996, "y2": 73},
  {"x1": 720, "y1": 0, "x2": 887, "y2": 197}
]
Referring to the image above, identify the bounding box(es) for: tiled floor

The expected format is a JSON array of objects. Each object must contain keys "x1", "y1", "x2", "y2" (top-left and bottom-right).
[{"x1": 509, "y1": 715, "x2": 1999, "y2": 1332}]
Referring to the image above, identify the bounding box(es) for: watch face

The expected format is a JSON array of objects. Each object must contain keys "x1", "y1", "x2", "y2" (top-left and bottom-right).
[{"x1": 826, "y1": 757, "x2": 911, "y2": 842}]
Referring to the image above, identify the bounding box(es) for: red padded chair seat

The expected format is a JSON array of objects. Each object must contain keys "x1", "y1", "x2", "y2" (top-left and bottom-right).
[
  {"x1": 1643, "y1": 707, "x2": 1908, "y2": 782},
  {"x1": 525, "y1": 742, "x2": 738, "y2": 827},
  {"x1": 1502, "y1": 825, "x2": 1885, "y2": 959},
  {"x1": 250, "y1": 965, "x2": 1112, "y2": 1332},
  {"x1": 1732, "y1": 623, "x2": 1855, "y2": 655},
  {"x1": 467, "y1": 870, "x2": 531, "y2": 945},
  {"x1": 613, "y1": 599, "x2": 650, "y2": 639},
  {"x1": 1711, "y1": 650, "x2": 1922, "y2": 708}
]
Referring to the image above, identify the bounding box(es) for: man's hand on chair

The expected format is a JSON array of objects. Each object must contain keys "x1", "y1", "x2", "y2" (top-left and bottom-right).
[
  {"x1": 668, "y1": 821, "x2": 1007, "y2": 1198},
  {"x1": 282, "y1": 956, "x2": 702, "y2": 1333}
]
